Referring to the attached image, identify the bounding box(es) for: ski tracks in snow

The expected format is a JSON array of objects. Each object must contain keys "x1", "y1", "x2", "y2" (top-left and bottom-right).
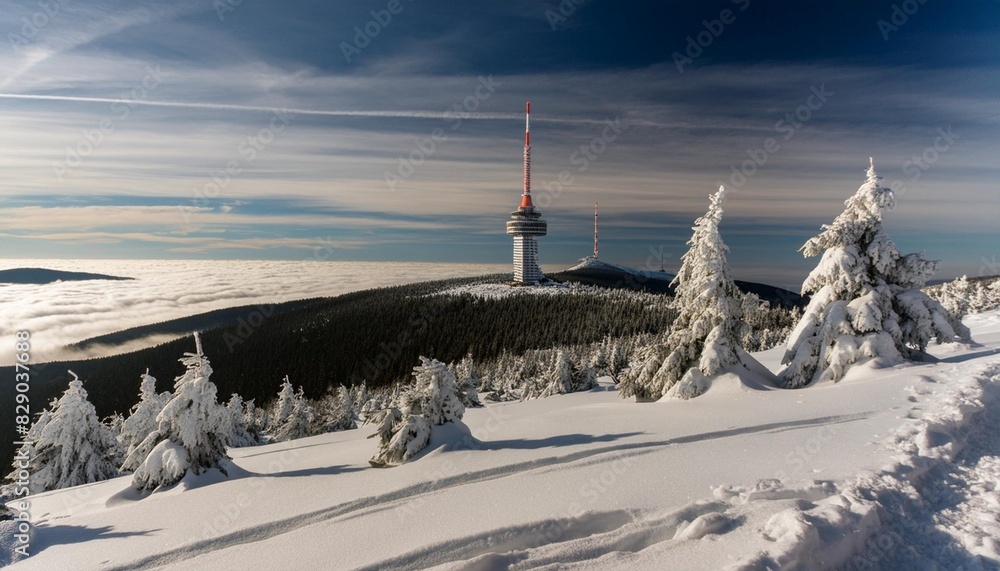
[
  {"x1": 99, "y1": 361, "x2": 1000, "y2": 571},
  {"x1": 105, "y1": 414, "x2": 870, "y2": 570},
  {"x1": 372, "y1": 361, "x2": 1000, "y2": 571},
  {"x1": 730, "y1": 361, "x2": 1000, "y2": 571}
]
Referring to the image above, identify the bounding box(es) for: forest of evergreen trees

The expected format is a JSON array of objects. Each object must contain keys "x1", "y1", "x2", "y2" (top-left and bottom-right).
[{"x1": 0, "y1": 275, "x2": 684, "y2": 467}]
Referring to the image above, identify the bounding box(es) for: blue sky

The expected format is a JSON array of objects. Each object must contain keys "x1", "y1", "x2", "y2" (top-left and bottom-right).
[{"x1": 1, "y1": 0, "x2": 997, "y2": 289}]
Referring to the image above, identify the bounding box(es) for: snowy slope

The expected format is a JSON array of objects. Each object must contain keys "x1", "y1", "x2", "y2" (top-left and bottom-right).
[
  {"x1": 567, "y1": 257, "x2": 675, "y2": 282},
  {"x1": 4, "y1": 312, "x2": 999, "y2": 570}
]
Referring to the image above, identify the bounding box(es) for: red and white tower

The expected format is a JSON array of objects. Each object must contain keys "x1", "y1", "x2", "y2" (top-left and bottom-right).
[{"x1": 506, "y1": 101, "x2": 547, "y2": 284}]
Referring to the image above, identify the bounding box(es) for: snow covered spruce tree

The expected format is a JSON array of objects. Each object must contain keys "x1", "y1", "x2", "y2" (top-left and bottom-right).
[
  {"x1": 780, "y1": 159, "x2": 971, "y2": 388},
  {"x1": 524, "y1": 349, "x2": 597, "y2": 399},
  {"x1": 272, "y1": 386, "x2": 317, "y2": 442},
  {"x1": 369, "y1": 357, "x2": 466, "y2": 467},
  {"x1": 450, "y1": 355, "x2": 483, "y2": 409},
  {"x1": 317, "y1": 385, "x2": 358, "y2": 433},
  {"x1": 619, "y1": 186, "x2": 744, "y2": 401},
  {"x1": 3, "y1": 400, "x2": 53, "y2": 497},
  {"x1": 119, "y1": 370, "x2": 171, "y2": 472},
  {"x1": 18, "y1": 372, "x2": 120, "y2": 493},
  {"x1": 104, "y1": 413, "x2": 127, "y2": 468},
  {"x1": 129, "y1": 333, "x2": 232, "y2": 491},
  {"x1": 531, "y1": 349, "x2": 575, "y2": 399},
  {"x1": 572, "y1": 354, "x2": 599, "y2": 391},
  {"x1": 226, "y1": 394, "x2": 259, "y2": 448},
  {"x1": 269, "y1": 375, "x2": 297, "y2": 431}
]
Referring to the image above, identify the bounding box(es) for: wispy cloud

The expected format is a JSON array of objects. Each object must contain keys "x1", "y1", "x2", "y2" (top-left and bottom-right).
[
  {"x1": 0, "y1": 93, "x2": 526, "y2": 121},
  {"x1": 0, "y1": 1, "x2": 996, "y2": 285}
]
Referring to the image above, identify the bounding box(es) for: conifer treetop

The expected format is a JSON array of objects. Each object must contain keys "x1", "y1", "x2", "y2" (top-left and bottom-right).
[{"x1": 800, "y1": 159, "x2": 895, "y2": 260}]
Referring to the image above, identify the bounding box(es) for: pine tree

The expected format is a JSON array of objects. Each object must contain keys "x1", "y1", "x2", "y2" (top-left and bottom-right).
[
  {"x1": 104, "y1": 413, "x2": 126, "y2": 468},
  {"x1": 935, "y1": 275, "x2": 971, "y2": 319},
  {"x1": 593, "y1": 336, "x2": 628, "y2": 384},
  {"x1": 318, "y1": 385, "x2": 358, "y2": 432},
  {"x1": 781, "y1": 159, "x2": 972, "y2": 388},
  {"x1": 571, "y1": 354, "x2": 599, "y2": 392},
  {"x1": 271, "y1": 375, "x2": 296, "y2": 429},
  {"x1": 244, "y1": 399, "x2": 267, "y2": 441},
  {"x1": 19, "y1": 372, "x2": 119, "y2": 493},
  {"x1": 351, "y1": 381, "x2": 372, "y2": 421},
  {"x1": 619, "y1": 186, "x2": 744, "y2": 401},
  {"x1": 130, "y1": 333, "x2": 231, "y2": 491},
  {"x1": 370, "y1": 357, "x2": 466, "y2": 467},
  {"x1": 989, "y1": 280, "x2": 1000, "y2": 309},
  {"x1": 3, "y1": 401, "x2": 54, "y2": 497},
  {"x1": 968, "y1": 279, "x2": 989, "y2": 312},
  {"x1": 273, "y1": 386, "x2": 317, "y2": 442},
  {"x1": 119, "y1": 370, "x2": 171, "y2": 472},
  {"x1": 451, "y1": 355, "x2": 484, "y2": 408},
  {"x1": 226, "y1": 394, "x2": 258, "y2": 448},
  {"x1": 537, "y1": 350, "x2": 575, "y2": 398}
]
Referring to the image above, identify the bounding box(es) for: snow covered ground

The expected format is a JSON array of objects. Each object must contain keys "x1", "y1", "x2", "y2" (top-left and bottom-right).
[
  {"x1": 566, "y1": 257, "x2": 675, "y2": 282},
  {"x1": 4, "y1": 311, "x2": 999, "y2": 570},
  {"x1": 436, "y1": 280, "x2": 575, "y2": 300}
]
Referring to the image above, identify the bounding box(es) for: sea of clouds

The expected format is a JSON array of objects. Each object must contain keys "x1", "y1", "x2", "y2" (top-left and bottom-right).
[{"x1": 0, "y1": 259, "x2": 509, "y2": 365}]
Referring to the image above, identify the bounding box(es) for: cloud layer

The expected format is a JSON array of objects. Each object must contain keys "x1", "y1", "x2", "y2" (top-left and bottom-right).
[
  {"x1": 1, "y1": 1, "x2": 997, "y2": 286},
  {"x1": 0, "y1": 259, "x2": 508, "y2": 365}
]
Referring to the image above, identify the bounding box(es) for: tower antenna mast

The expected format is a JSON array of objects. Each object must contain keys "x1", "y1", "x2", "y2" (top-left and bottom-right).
[
  {"x1": 523, "y1": 101, "x2": 531, "y2": 198},
  {"x1": 506, "y1": 101, "x2": 547, "y2": 284},
  {"x1": 594, "y1": 202, "x2": 599, "y2": 259}
]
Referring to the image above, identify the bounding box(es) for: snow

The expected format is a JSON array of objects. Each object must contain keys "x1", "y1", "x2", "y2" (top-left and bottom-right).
[
  {"x1": 781, "y1": 160, "x2": 970, "y2": 389},
  {"x1": 620, "y1": 186, "x2": 746, "y2": 401},
  {"x1": 566, "y1": 257, "x2": 675, "y2": 282},
  {"x1": 435, "y1": 280, "x2": 573, "y2": 299},
  {"x1": 3, "y1": 311, "x2": 999, "y2": 570}
]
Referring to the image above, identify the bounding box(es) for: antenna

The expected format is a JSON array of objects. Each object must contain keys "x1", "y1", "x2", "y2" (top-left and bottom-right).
[
  {"x1": 525, "y1": 101, "x2": 530, "y2": 147},
  {"x1": 523, "y1": 101, "x2": 531, "y2": 198},
  {"x1": 594, "y1": 201, "x2": 599, "y2": 259}
]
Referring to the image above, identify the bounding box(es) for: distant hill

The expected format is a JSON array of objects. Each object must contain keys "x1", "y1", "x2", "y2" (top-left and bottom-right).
[
  {"x1": 548, "y1": 258, "x2": 674, "y2": 293},
  {"x1": 69, "y1": 298, "x2": 325, "y2": 353},
  {"x1": 0, "y1": 274, "x2": 677, "y2": 470},
  {"x1": 550, "y1": 258, "x2": 807, "y2": 308},
  {"x1": 0, "y1": 267, "x2": 132, "y2": 284},
  {"x1": 0, "y1": 267, "x2": 802, "y2": 469}
]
